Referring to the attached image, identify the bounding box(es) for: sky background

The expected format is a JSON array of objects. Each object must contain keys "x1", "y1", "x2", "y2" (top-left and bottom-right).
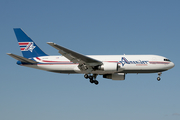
[{"x1": 0, "y1": 0, "x2": 180, "y2": 120}]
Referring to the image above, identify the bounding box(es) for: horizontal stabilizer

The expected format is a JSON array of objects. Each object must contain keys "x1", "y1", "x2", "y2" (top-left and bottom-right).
[{"x1": 7, "y1": 53, "x2": 38, "y2": 63}]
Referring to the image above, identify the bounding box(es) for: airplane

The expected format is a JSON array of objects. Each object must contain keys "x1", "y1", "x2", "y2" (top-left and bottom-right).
[{"x1": 7, "y1": 28, "x2": 175, "y2": 85}]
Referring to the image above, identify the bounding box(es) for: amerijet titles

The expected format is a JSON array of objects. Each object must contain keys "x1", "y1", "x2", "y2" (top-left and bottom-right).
[{"x1": 119, "y1": 57, "x2": 149, "y2": 66}]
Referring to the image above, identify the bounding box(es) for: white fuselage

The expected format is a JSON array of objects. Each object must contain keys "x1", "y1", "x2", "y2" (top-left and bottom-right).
[
  {"x1": 9, "y1": 28, "x2": 175, "y2": 84},
  {"x1": 19, "y1": 55, "x2": 175, "y2": 74}
]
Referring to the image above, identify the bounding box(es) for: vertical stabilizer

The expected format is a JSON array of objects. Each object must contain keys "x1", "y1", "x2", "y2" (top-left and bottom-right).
[{"x1": 13, "y1": 28, "x2": 48, "y2": 58}]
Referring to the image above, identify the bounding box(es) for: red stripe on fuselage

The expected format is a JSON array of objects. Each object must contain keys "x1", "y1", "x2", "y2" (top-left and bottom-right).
[
  {"x1": 36, "y1": 57, "x2": 71, "y2": 63},
  {"x1": 36, "y1": 57, "x2": 41, "y2": 60},
  {"x1": 149, "y1": 61, "x2": 170, "y2": 64},
  {"x1": 36, "y1": 57, "x2": 120, "y2": 63}
]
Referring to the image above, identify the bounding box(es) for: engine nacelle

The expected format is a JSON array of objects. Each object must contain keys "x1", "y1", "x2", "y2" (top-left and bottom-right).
[
  {"x1": 103, "y1": 73, "x2": 125, "y2": 80},
  {"x1": 99, "y1": 62, "x2": 119, "y2": 72}
]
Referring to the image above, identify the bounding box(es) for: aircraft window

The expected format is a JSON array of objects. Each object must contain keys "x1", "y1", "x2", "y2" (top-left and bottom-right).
[{"x1": 164, "y1": 59, "x2": 171, "y2": 62}]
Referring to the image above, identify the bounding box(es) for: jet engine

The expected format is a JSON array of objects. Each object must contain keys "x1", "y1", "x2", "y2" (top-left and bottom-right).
[{"x1": 98, "y1": 62, "x2": 119, "y2": 72}]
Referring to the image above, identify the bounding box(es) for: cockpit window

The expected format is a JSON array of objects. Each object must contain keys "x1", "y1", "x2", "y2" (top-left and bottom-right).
[{"x1": 164, "y1": 59, "x2": 171, "y2": 62}]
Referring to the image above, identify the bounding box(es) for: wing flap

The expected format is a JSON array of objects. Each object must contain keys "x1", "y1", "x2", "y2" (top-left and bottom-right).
[{"x1": 7, "y1": 53, "x2": 38, "y2": 63}]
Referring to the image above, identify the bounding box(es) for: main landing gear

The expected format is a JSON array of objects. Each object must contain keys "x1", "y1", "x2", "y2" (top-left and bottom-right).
[
  {"x1": 84, "y1": 74, "x2": 99, "y2": 85},
  {"x1": 157, "y1": 72, "x2": 162, "y2": 81}
]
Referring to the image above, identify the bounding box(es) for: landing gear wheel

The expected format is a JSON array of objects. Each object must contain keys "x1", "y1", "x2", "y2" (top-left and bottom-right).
[
  {"x1": 86, "y1": 74, "x2": 99, "y2": 85},
  {"x1": 90, "y1": 79, "x2": 94, "y2": 83},
  {"x1": 157, "y1": 77, "x2": 161, "y2": 81},
  {"x1": 84, "y1": 74, "x2": 89, "y2": 79},
  {"x1": 89, "y1": 76, "x2": 93, "y2": 80},
  {"x1": 94, "y1": 80, "x2": 99, "y2": 85}
]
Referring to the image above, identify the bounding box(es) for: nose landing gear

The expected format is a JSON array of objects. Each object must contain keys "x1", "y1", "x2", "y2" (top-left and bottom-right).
[
  {"x1": 84, "y1": 74, "x2": 99, "y2": 85},
  {"x1": 157, "y1": 72, "x2": 162, "y2": 81}
]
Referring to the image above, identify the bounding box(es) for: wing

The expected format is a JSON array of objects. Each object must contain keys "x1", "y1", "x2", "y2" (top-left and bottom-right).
[
  {"x1": 7, "y1": 53, "x2": 38, "y2": 63},
  {"x1": 47, "y1": 42, "x2": 102, "y2": 72}
]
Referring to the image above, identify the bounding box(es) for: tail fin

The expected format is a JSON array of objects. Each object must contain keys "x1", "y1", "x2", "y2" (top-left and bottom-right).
[{"x1": 13, "y1": 28, "x2": 48, "y2": 58}]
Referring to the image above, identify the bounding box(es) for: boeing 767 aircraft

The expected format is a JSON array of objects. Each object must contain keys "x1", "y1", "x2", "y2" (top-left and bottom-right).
[{"x1": 7, "y1": 28, "x2": 175, "y2": 85}]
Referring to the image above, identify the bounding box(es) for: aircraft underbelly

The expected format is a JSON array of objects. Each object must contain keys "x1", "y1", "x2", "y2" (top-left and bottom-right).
[
  {"x1": 23, "y1": 63, "x2": 168, "y2": 74},
  {"x1": 22, "y1": 64, "x2": 78, "y2": 73}
]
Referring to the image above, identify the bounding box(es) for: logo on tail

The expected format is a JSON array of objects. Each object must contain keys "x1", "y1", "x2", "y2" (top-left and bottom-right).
[{"x1": 18, "y1": 42, "x2": 36, "y2": 52}]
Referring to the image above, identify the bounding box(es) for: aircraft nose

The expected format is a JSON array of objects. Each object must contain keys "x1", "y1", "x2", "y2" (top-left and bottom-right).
[{"x1": 170, "y1": 62, "x2": 175, "y2": 69}]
